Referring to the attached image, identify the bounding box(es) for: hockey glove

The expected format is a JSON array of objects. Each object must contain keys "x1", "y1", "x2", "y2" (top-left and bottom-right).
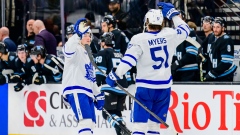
[
  {"x1": 34, "y1": 75, "x2": 47, "y2": 85},
  {"x1": 10, "y1": 74, "x2": 22, "y2": 83},
  {"x1": 14, "y1": 81, "x2": 26, "y2": 92},
  {"x1": 204, "y1": 71, "x2": 218, "y2": 81},
  {"x1": 94, "y1": 92, "x2": 105, "y2": 110},
  {"x1": 157, "y1": 2, "x2": 179, "y2": 20},
  {"x1": 0, "y1": 74, "x2": 11, "y2": 85},
  {"x1": 74, "y1": 18, "x2": 90, "y2": 39},
  {"x1": 171, "y1": 60, "x2": 182, "y2": 75},
  {"x1": 106, "y1": 68, "x2": 120, "y2": 87}
]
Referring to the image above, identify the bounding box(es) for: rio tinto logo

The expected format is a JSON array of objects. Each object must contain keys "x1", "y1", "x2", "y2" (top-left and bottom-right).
[{"x1": 24, "y1": 90, "x2": 47, "y2": 127}]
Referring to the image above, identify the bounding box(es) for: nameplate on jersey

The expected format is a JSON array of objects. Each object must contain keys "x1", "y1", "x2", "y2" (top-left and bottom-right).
[{"x1": 148, "y1": 38, "x2": 167, "y2": 46}]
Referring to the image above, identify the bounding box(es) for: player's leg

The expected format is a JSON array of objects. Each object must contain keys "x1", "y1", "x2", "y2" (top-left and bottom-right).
[
  {"x1": 132, "y1": 87, "x2": 154, "y2": 134},
  {"x1": 66, "y1": 93, "x2": 96, "y2": 135},
  {"x1": 147, "y1": 88, "x2": 171, "y2": 135},
  {"x1": 102, "y1": 92, "x2": 124, "y2": 135}
]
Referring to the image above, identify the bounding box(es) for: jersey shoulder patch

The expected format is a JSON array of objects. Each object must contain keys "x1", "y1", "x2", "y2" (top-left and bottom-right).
[{"x1": 224, "y1": 35, "x2": 230, "y2": 39}]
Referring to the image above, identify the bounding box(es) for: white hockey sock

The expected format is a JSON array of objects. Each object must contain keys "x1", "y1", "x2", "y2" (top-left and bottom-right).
[
  {"x1": 146, "y1": 120, "x2": 160, "y2": 135},
  {"x1": 132, "y1": 122, "x2": 146, "y2": 135},
  {"x1": 78, "y1": 119, "x2": 93, "y2": 135}
]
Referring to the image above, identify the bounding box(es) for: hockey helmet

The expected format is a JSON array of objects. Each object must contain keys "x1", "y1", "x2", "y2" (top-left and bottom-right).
[
  {"x1": 214, "y1": 17, "x2": 227, "y2": 27},
  {"x1": 30, "y1": 45, "x2": 46, "y2": 58},
  {"x1": 101, "y1": 15, "x2": 117, "y2": 28},
  {"x1": 202, "y1": 16, "x2": 214, "y2": 24},
  {"x1": 66, "y1": 24, "x2": 75, "y2": 35},
  {"x1": 0, "y1": 42, "x2": 8, "y2": 54},
  {"x1": 144, "y1": 9, "x2": 164, "y2": 26},
  {"x1": 109, "y1": 0, "x2": 121, "y2": 4},
  {"x1": 17, "y1": 44, "x2": 28, "y2": 53},
  {"x1": 101, "y1": 32, "x2": 115, "y2": 46}
]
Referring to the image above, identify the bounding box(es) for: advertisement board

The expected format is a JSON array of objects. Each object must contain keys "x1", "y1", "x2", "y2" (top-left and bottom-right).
[{"x1": 5, "y1": 84, "x2": 240, "y2": 135}]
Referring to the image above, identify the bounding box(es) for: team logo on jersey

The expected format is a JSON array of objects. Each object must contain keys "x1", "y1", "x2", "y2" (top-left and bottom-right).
[
  {"x1": 24, "y1": 90, "x2": 47, "y2": 127},
  {"x1": 85, "y1": 62, "x2": 96, "y2": 82},
  {"x1": 227, "y1": 45, "x2": 231, "y2": 52}
]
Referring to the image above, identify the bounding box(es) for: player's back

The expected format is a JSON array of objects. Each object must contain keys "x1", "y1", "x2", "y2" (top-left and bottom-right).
[{"x1": 132, "y1": 28, "x2": 184, "y2": 89}]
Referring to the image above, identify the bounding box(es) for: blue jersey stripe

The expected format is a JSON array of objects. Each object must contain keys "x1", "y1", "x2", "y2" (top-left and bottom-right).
[
  {"x1": 124, "y1": 54, "x2": 137, "y2": 62},
  {"x1": 64, "y1": 85, "x2": 93, "y2": 93},
  {"x1": 63, "y1": 45, "x2": 75, "y2": 56},
  {"x1": 0, "y1": 84, "x2": 8, "y2": 135},
  {"x1": 221, "y1": 55, "x2": 234, "y2": 59},
  {"x1": 136, "y1": 76, "x2": 172, "y2": 85},
  {"x1": 121, "y1": 59, "x2": 133, "y2": 67}
]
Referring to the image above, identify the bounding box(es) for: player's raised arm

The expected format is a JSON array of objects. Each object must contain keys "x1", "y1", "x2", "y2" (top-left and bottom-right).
[
  {"x1": 157, "y1": 2, "x2": 190, "y2": 45},
  {"x1": 63, "y1": 18, "x2": 91, "y2": 59}
]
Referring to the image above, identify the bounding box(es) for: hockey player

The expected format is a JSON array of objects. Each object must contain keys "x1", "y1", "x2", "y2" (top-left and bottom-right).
[
  {"x1": 105, "y1": 2, "x2": 190, "y2": 134},
  {"x1": 171, "y1": 10, "x2": 200, "y2": 81},
  {"x1": 198, "y1": 16, "x2": 215, "y2": 80},
  {"x1": 13, "y1": 44, "x2": 37, "y2": 91},
  {"x1": 204, "y1": 17, "x2": 237, "y2": 81},
  {"x1": 0, "y1": 42, "x2": 18, "y2": 85},
  {"x1": 66, "y1": 24, "x2": 75, "y2": 39},
  {"x1": 101, "y1": 15, "x2": 129, "y2": 55},
  {"x1": 96, "y1": 32, "x2": 128, "y2": 135},
  {"x1": 30, "y1": 45, "x2": 64, "y2": 85},
  {"x1": 101, "y1": 15, "x2": 136, "y2": 86},
  {"x1": 62, "y1": 18, "x2": 104, "y2": 135}
]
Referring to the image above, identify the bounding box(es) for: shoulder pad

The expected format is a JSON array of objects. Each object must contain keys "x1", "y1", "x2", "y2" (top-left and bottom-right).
[
  {"x1": 121, "y1": 32, "x2": 126, "y2": 36},
  {"x1": 224, "y1": 35, "x2": 230, "y2": 39},
  {"x1": 27, "y1": 57, "x2": 32, "y2": 63},
  {"x1": 9, "y1": 56, "x2": 15, "y2": 61},
  {"x1": 46, "y1": 59, "x2": 51, "y2": 64}
]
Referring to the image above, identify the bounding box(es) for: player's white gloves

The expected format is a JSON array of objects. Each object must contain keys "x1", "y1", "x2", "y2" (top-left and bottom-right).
[
  {"x1": 74, "y1": 18, "x2": 90, "y2": 39},
  {"x1": 157, "y1": 2, "x2": 179, "y2": 20},
  {"x1": 94, "y1": 92, "x2": 105, "y2": 110},
  {"x1": 106, "y1": 68, "x2": 120, "y2": 87}
]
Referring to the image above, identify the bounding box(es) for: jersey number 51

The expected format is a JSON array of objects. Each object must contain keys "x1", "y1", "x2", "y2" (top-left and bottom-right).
[{"x1": 150, "y1": 45, "x2": 169, "y2": 70}]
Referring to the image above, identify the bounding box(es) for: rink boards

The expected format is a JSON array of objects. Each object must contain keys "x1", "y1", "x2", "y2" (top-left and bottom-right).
[{"x1": 0, "y1": 84, "x2": 240, "y2": 135}]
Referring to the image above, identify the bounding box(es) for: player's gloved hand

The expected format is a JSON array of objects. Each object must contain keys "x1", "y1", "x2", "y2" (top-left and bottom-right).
[
  {"x1": 94, "y1": 92, "x2": 105, "y2": 110},
  {"x1": 74, "y1": 18, "x2": 90, "y2": 39},
  {"x1": 204, "y1": 71, "x2": 217, "y2": 81},
  {"x1": 171, "y1": 60, "x2": 182, "y2": 75},
  {"x1": 14, "y1": 81, "x2": 26, "y2": 92},
  {"x1": 10, "y1": 74, "x2": 22, "y2": 83},
  {"x1": 34, "y1": 75, "x2": 47, "y2": 85},
  {"x1": 157, "y1": 2, "x2": 179, "y2": 20},
  {"x1": 0, "y1": 73, "x2": 11, "y2": 85},
  {"x1": 106, "y1": 68, "x2": 120, "y2": 87}
]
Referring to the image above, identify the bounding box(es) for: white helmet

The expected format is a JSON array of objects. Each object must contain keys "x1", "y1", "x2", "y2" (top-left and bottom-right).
[{"x1": 143, "y1": 9, "x2": 163, "y2": 32}]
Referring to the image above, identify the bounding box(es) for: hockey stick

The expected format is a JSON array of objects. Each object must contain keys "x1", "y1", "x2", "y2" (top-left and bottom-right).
[
  {"x1": 85, "y1": 44, "x2": 178, "y2": 135},
  {"x1": 185, "y1": 37, "x2": 206, "y2": 81},
  {"x1": 102, "y1": 108, "x2": 132, "y2": 135},
  {"x1": 51, "y1": 57, "x2": 64, "y2": 70}
]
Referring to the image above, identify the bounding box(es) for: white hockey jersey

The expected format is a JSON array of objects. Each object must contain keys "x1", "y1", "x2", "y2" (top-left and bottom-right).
[
  {"x1": 115, "y1": 16, "x2": 190, "y2": 89},
  {"x1": 62, "y1": 34, "x2": 100, "y2": 99}
]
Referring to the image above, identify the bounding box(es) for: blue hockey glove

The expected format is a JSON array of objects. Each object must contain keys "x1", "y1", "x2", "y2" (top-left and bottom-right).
[
  {"x1": 157, "y1": 2, "x2": 179, "y2": 20},
  {"x1": 74, "y1": 18, "x2": 90, "y2": 39},
  {"x1": 94, "y1": 92, "x2": 105, "y2": 110},
  {"x1": 204, "y1": 71, "x2": 217, "y2": 81},
  {"x1": 106, "y1": 68, "x2": 120, "y2": 87}
]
